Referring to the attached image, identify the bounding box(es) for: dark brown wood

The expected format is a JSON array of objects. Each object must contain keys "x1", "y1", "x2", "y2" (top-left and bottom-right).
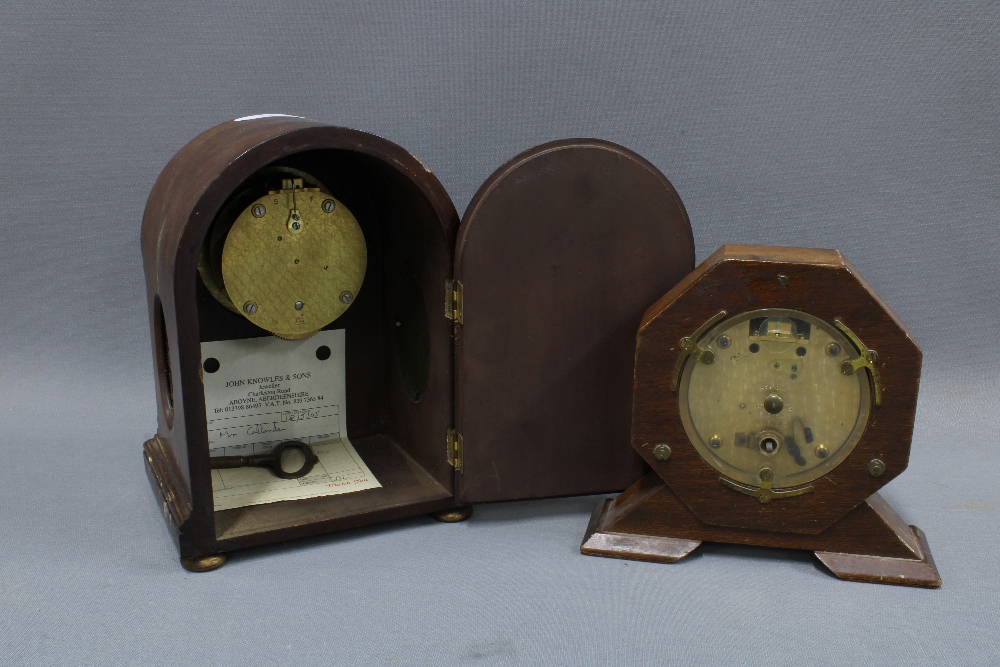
[
  {"x1": 214, "y1": 435, "x2": 451, "y2": 543},
  {"x1": 581, "y1": 471, "x2": 940, "y2": 587},
  {"x1": 632, "y1": 244, "x2": 922, "y2": 534},
  {"x1": 141, "y1": 117, "x2": 461, "y2": 561},
  {"x1": 141, "y1": 121, "x2": 697, "y2": 565},
  {"x1": 455, "y1": 139, "x2": 694, "y2": 503}
]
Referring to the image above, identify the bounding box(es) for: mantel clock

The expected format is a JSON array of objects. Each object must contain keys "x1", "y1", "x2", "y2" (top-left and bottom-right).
[{"x1": 581, "y1": 244, "x2": 939, "y2": 587}]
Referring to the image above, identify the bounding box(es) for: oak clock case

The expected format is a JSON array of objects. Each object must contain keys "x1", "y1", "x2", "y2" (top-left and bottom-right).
[
  {"x1": 141, "y1": 115, "x2": 695, "y2": 571},
  {"x1": 581, "y1": 245, "x2": 940, "y2": 588}
]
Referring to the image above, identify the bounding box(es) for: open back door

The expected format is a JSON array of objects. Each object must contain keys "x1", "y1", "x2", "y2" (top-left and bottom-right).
[{"x1": 454, "y1": 139, "x2": 694, "y2": 503}]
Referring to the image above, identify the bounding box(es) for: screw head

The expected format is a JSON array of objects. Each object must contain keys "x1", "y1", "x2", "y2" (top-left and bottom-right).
[
  {"x1": 291, "y1": 221, "x2": 301, "y2": 230},
  {"x1": 777, "y1": 274, "x2": 789, "y2": 287},
  {"x1": 243, "y1": 301, "x2": 258, "y2": 315},
  {"x1": 251, "y1": 204, "x2": 266, "y2": 218},
  {"x1": 868, "y1": 459, "x2": 886, "y2": 477},
  {"x1": 717, "y1": 335, "x2": 731, "y2": 349},
  {"x1": 701, "y1": 350, "x2": 715, "y2": 364},
  {"x1": 340, "y1": 291, "x2": 353, "y2": 304},
  {"x1": 709, "y1": 435, "x2": 722, "y2": 449},
  {"x1": 759, "y1": 467, "x2": 774, "y2": 482},
  {"x1": 815, "y1": 444, "x2": 829, "y2": 459},
  {"x1": 764, "y1": 394, "x2": 784, "y2": 414},
  {"x1": 294, "y1": 301, "x2": 304, "y2": 311},
  {"x1": 653, "y1": 444, "x2": 672, "y2": 461},
  {"x1": 841, "y1": 360, "x2": 855, "y2": 375},
  {"x1": 322, "y1": 199, "x2": 336, "y2": 213}
]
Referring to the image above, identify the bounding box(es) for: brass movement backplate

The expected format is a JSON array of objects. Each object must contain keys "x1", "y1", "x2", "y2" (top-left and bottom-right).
[{"x1": 218, "y1": 176, "x2": 367, "y2": 339}]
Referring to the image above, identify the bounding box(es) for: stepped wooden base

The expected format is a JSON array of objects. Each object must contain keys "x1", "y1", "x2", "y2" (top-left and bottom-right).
[{"x1": 581, "y1": 472, "x2": 940, "y2": 588}]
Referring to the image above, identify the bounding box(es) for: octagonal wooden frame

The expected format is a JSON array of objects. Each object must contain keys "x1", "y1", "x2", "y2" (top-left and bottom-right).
[
  {"x1": 581, "y1": 244, "x2": 940, "y2": 587},
  {"x1": 634, "y1": 244, "x2": 921, "y2": 533}
]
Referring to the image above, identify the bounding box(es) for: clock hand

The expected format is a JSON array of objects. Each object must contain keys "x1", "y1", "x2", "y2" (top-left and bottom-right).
[{"x1": 287, "y1": 180, "x2": 303, "y2": 234}]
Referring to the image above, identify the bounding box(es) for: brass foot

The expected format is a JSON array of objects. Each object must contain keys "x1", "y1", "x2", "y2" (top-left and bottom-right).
[
  {"x1": 431, "y1": 506, "x2": 473, "y2": 523},
  {"x1": 180, "y1": 553, "x2": 227, "y2": 572}
]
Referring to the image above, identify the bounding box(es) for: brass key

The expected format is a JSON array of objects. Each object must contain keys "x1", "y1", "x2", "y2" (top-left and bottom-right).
[{"x1": 210, "y1": 440, "x2": 319, "y2": 479}]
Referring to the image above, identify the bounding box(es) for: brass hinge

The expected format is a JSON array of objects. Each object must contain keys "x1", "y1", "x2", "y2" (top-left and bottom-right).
[
  {"x1": 447, "y1": 428, "x2": 464, "y2": 473},
  {"x1": 445, "y1": 279, "x2": 464, "y2": 324}
]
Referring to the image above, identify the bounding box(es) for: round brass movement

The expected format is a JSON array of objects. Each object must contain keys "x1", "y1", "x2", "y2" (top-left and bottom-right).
[{"x1": 208, "y1": 174, "x2": 367, "y2": 339}]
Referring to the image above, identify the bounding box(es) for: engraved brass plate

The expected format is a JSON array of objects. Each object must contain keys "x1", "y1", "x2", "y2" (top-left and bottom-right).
[
  {"x1": 221, "y1": 183, "x2": 366, "y2": 339},
  {"x1": 677, "y1": 308, "x2": 872, "y2": 489}
]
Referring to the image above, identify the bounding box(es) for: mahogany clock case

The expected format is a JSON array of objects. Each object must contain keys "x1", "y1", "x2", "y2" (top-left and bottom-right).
[
  {"x1": 141, "y1": 116, "x2": 695, "y2": 568},
  {"x1": 581, "y1": 244, "x2": 940, "y2": 587}
]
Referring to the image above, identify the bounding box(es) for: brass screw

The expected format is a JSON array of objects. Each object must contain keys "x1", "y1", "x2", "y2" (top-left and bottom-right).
[
  {"x1": 251, "y1": 204, "x2": 266, "y2": 218},
  {"x1": 777, "y1": 275, "x2": 789, "y2": 287},
  {"x1": 701, "y1": 350, "x2": 716, "y2": 364},
  {"x1": 868, "y1": 459, "x2": 886, "y2": 477},
  {"x1": 653, "y1": 444, "x2": 671, "y2": 461},
  {"x1": 764, "y1": 394, "x2": 784, "y2": 414},
  {"x1": 759, "y1": 467, "x2": 774, "y2": 482},
  {"x1": 322, "y1": 199, "x2": 336, "y2": 213},
  {"x1": 243, "y1": 301, "x2": 258, "y2": 315},
  {"x1": 340, "y1": 291, "x2": 353, "y2": 304}
]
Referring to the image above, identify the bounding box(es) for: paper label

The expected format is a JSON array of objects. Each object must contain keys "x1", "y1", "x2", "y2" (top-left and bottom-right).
[{"x1": 200, "y1": 330, "x2": 380, "y2": 511}]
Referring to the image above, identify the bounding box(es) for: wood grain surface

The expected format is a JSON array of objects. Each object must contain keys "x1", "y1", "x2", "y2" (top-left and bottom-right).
[{"x1": 632, "y1": 244, "x2": 922, "y2": 534}]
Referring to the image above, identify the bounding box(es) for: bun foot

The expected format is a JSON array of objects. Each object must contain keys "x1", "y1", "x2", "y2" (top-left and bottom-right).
[
  {"x1": 431, "y1": 506, "x2": 473, "y2": 523},
  {"x1": 181, "y1": 553, "x2": 227, "y2": 572}
]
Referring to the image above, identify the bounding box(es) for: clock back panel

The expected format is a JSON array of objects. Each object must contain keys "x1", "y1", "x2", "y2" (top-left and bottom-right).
[
  {"x1": 631, "y1": 245, "x2": 922, "y2": 535},
  {"x1": 453, "y1": 139, "x2": 695, "y2": 504}
]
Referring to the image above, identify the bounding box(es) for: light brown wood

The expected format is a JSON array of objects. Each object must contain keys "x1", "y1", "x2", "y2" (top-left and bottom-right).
[
  {"x1": 632, "y1": 244, "x2": 922, "y2": 534},
  {"x1": 585, "y1": 245, "x2": 939, "y2": 587},
  {"x1": 581, "y1": 499, "x2": 701, "y2": 564},
  {"x1": 582, "y1": 472, "x2": 940, "y2": 587}
]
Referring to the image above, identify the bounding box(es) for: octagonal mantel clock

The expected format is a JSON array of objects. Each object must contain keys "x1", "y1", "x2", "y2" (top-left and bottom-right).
[{"x1": 581, "y1": 244, "x2": 940, "y2": 588}]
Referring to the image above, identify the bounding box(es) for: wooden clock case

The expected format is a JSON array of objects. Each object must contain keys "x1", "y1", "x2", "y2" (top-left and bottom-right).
[
  {"x1": 141, "y1": 116, "x2": 695, "y2": 570},
  {"x1": 581, "y1": 244, "x2": 941, "y2": 587}
]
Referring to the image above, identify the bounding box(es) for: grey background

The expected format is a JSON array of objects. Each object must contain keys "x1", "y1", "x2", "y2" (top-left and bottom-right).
[{"x1": 1, "y1": 1, "x2": 998, "y2": 664}]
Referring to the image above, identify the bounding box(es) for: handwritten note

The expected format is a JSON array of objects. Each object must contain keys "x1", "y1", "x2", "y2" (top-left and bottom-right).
[{"x1": 201, "y1": 330, "x2": 380, "y2": 511}]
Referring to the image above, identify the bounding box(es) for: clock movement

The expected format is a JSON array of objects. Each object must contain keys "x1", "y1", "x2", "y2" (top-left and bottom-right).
[
  {"x1": 141, "y1": 115, "x2": 695, "y2": 570},
  {"x1": 581, "y1": 244, "x2": 940, "y2": 587}
]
